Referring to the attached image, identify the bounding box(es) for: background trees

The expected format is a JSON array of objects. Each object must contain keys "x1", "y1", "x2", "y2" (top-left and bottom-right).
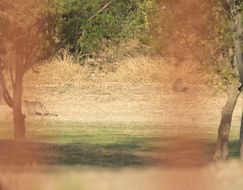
[{"x1": 54, "y1": 0, "x2": 155, "y2": 56}]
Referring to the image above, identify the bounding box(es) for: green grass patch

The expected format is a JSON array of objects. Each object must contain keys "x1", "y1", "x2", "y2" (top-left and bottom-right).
[
  {"x1": 0, "y1": 121, "x2": 162, "y2": 167},
  {"x1": 2, "y1": 121, "x2": 236, "y2": 167},
  {"x1": 228, "y1": 125, "x2": 241, "y2": 158}
]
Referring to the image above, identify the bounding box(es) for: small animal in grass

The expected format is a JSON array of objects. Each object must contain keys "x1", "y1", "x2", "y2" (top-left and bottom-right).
[
  {"x1": 172, "y1": 78, "x2": 188, "y2": 92},
  {"x1": 23, "y1": 100, "x2": 58, "y2": 116}
]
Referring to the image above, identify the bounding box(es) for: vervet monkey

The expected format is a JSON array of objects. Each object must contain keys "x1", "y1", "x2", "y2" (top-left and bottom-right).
[
  {"x1": 172, "y1": 78, "x2": 188, "y2": 92},
  {"x1": 23, "y1": 100, "x2": 57, "y2": 116}
]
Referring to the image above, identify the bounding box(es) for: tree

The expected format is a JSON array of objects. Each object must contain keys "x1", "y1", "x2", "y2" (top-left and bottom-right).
[
  {"x1": 157, "y1": 0, "x2": 243, "y2": 161},
  {"x1": 213, "y1": 0, "x2": 243, "y2": 160},
  {"x1": 0, "y1": 0, "x2": 55, "y2": 140}
]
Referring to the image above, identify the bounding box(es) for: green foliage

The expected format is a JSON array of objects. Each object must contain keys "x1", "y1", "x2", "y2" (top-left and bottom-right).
[
  {"x1": 0, "y1": 0, "x2": 57, "y2": 70},
  {"x1": 204, "y1": 0, "x2": 243, "y2": 89},
  {"x1": 54, "y1": 0, "x2": 155, "y2": 56},
  {"x1": 139, "y1": 1, "x2": 167, "y2": 52},
  {"x1": 208, "y1": 3, "x2": 234, "y2": 88}
]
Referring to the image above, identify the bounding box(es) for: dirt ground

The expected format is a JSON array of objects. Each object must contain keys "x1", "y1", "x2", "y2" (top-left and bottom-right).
[{"x1": 1, "y1": 78, "x2": 241, "y2": 126}]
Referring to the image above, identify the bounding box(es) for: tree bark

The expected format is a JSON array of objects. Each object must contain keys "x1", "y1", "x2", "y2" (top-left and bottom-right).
[
  {"x1": 234, "y1": 13, "x2": 243, "y2": 85},
  {"x1": 13, "y1": 64, "x2": 25, "y2": 140},
  {"x1": 214, "y1": 82, "x2": 240, "y2": 160},
  {"x1": 232, "y1": 12, "x2": 243, "y2": 160},
  {"x1": 0, "y1": 69, "x2": 13, "y2": 108},
  {"x1": 240, "y1": 98, "x2": 243, "y2": 160}
]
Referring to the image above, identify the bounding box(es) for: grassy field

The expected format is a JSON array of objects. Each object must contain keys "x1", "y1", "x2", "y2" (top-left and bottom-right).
[
  {"x1": 0, "y1": 119, "x2": 242, "y2": 166},
  {"x1": 2, "y1": 120, "x2": 242, "y2": 167},
  {"x1": 1, "y1": 121, "x2": 243, "y2": 190},
  {"x1": 0, "y1": 121, "x2": 164, "y2": 167}
]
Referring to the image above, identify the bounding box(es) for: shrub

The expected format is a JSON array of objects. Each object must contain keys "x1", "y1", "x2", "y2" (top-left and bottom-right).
[{"x1": 54, "y1": 0, "x2": 155, "y2": 56}]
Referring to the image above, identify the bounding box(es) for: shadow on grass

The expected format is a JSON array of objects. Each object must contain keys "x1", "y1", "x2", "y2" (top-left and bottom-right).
[
  {"x1": 0, "y1": 137, "x2": 216, "y2": 168},
  {"x1": 0, "y1": 140, "x2": 157, "y2": 167},
  {"x1": 229, "y1": 140, "x2": 240, "y2": 158}
]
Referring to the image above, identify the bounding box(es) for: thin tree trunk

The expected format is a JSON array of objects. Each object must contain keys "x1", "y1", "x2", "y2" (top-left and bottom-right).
[
  {"x1": 0, "y1": 69, "x2": 13, "y2": 107},
  {"x1": 234, "y1": 13, "x2": 243, "y2": 85},
  {"x1": 240, "y1": 97, "x2": 243, "y2": 160},
  {"x1": 232, "y1": 13, "x2": 243, "y2": 160},
  {"x1": 214, "y1": 82, "x2": 240, "y2": 160},
  {"x1": 13, "y1": 65, "x2": 25, "y2": 140}
]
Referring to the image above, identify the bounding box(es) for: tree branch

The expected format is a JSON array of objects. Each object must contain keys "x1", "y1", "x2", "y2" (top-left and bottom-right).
[
  {"x1": 8, "y1": 65, "x2": 15, "y2": 88},
  {"x1": 88, "y1": 1, "x2": 114, "y2": 21},
  {"x1": 0, "y1": 68, "x2": 13, "y2": 108}
]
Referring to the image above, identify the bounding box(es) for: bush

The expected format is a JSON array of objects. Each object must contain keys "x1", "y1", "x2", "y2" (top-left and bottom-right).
[{"x1": 54, "y1": 0, "x2": 154, "y2": 56}]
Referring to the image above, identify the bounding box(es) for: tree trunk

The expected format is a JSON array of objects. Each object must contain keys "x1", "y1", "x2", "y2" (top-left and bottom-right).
[
  {"x1": 213, "y1": 82, "x2": 240, "y2": 160},
  {"x1": 240, "y1": 98, "x2": 243, "y2": 160},
  {"x1": 13, "y1": 65, "x2": 25, "y2": 140},
  {"x1": 14, "y1": 111, "x2": 25, "y2": 140},
  {"x1": 234, "y1": 13, "x2": 243, "y2": 85},
  {"x1": 0, "y1": 69, "x2": 13, "y2": 107},
  {"x1": 232, "y1": 12, "x2": 243, "y2": 160}
]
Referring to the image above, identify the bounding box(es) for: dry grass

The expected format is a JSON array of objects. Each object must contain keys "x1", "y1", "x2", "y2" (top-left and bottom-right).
[
  {"x1": 22, "y1": 48, "x2": 206, "y2": 93},
  {"x1": 105, "y1": 56, "x2": 165, "y2": 83},
  {"x1": 23, "y1": 49, "x2": 175, "y2": 87}
]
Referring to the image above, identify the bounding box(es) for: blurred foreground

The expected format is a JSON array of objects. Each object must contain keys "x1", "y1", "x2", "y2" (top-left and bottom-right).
[{"x1": 1, "y1": 161, "x2": 243, "y2": 190}]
